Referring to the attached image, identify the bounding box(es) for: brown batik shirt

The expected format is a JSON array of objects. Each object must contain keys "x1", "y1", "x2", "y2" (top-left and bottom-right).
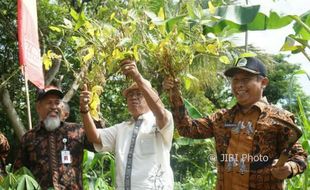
[
  {"x1": 14, "y1": 122, "x2": 94, "y2": 190},
  {"x1": 0, "y1": 132, "x2": 10, "y2": 177},
  {"x1": 168, "y1": 89, "x2": 307, "y2": 190}
]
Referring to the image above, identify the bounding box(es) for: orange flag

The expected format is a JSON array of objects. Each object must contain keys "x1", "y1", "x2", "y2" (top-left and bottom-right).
[{"x1": 17, "y1": 0, "x2": 44, "y2": 89}]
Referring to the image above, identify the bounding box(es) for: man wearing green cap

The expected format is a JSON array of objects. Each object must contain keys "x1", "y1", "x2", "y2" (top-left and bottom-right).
[
  {"x1": 80, "y1": 59, "x2": 174, "y2": 190},
  {"x1": 163, "y1": 57, "x2": 307, "y2": 190}
]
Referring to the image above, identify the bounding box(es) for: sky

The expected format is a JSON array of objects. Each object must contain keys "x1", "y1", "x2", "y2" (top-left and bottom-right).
[{"x1": 233, "y1": 0, "x2": 310, "y2": 95}]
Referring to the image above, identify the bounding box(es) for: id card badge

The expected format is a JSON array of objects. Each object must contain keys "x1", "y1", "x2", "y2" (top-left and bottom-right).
[{"x1": 61, "y1": 150, "x2": 72, "y2": 164}]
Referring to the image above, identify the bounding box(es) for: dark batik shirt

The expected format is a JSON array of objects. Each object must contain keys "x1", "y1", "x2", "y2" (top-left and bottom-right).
[
  {"x1": 0, "y1": 132, "x2": 10, "y2": 176},
  {"x1": 14, "y1": 122, "x2": 94, "y2": 190},
  {"x1": 168, "y1": 89, "x2": 307, "y2": 190}
]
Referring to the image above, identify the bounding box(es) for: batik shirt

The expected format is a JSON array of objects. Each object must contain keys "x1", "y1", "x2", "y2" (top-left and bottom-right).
[
  {"x1": 0, "y1": 132, "x2": 10, "y2": 177},
  {"x1": 168, "y1": 89, "x2": 307, "y2": 190},
  {"x1": 14, "y1": 122, "x2": 94, "y2": 190}
]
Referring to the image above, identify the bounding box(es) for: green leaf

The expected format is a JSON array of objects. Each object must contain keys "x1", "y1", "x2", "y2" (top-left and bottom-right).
[
  {"x1": 184, "y1": 98, "x2": 203, "y2": 119},
  {"x1": 203, "y1": 5, "x2": 294, "y2": 34},
  {"x1": 83, "y1": 47, "x2": 95, "y2": 63},
  {"x1": 183, "y1": 73, "x2": 199, "y2": 90},
  {"x1": 145, "y1": 0, "x2": 164, "y2": 14},
  {"x1": 16, "y1": 175, "x2": 40, "y2": 190},
  {"x1": 301, "y1": 140, "x2": 310, "y2": 151},
  {"x1": 193, "y1": 43, "x2": 206, "y2": 53},
  {"x1": 239, "y1": 52, "x2": 257, "y2": 58},
  {"x1": 74, "y1": 12, "x2": 87, "y2": 31},
  {"x1": 82, "y1": 150, "x2": 95, "y2": 171},
  {"x1": 166, "y1": 14, "x2": 187, "y2": 32},
  {"x1": 112, "y1": 49, "x2": 125, "y2": 61},
  {"x1": 215, "y1": 5, "x2": 260, "y2": 25},
  {"x1": 70, "y1": 8, "x2": 79, "y2": 21},
  {"x1": 293, "y1": 11, "x2": 310, "y2": 40},
  {"x1": 187, "y1": 3, "x2": 202, "y2": 19},
  {"x1": 206, "y1": 43, "x2": 219, "y2": 55},
  {"x1": 133, "y1": 45, "x2": 139, "y2": 61},
  {"x1": 184, "y1": 77, "x2": 191, "y2": 90},
  {"x1": 248, "y1": 10, "x2": 292, "y2": 30},
  {"x1": 280, "y1": 36, "x2": 299, "y2": 51},
  {"x1": 219, "y1": 55, "x2": 230, "y2": 64},
  {"x1": 297, "y1": 95, "x2": 310, "y2": 131},
  {"x1": 49, "y1": 26, "x2": 62, "y2": 32},
  {"x1": 72, "y1": 36, "x2": 86, "y2": 49},
  {"x1": 158, "y1": 7, "x2": 165, "y2": 20},
  {"x1": 110, "y1": 155, "x2": 116, "y2": 186}
]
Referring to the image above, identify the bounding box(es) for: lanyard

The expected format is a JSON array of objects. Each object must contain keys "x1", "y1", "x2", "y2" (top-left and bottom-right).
[{"x1": 124, "y1": 119, "x2": 143, "y2": 190}]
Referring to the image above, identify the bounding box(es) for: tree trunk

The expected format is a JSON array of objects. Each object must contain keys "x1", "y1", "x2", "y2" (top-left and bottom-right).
[{"x1": 0, "y1": 86, "x2": 27, "y2": 141}]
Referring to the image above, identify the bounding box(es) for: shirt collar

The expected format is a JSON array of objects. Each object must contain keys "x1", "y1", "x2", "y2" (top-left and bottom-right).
[
  {"x1": 232, "y1": 97, "x2": 269, "y2": 113},
  {"x1": 128, "y1": 111, "x2": 152, "y2": 124}
]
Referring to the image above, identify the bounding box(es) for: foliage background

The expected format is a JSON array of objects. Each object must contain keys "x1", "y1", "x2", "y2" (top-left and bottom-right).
[{"x1": 0, "y1": 0, "x2": 309, "y2": 189}]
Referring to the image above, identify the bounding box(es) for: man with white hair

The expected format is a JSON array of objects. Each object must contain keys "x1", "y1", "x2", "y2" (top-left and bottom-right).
[{"x1": 14, "y1": 86, "x2": 94, "y2": 190}]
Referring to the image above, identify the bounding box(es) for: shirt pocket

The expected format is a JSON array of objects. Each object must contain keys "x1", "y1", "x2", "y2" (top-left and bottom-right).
[{"x1": 139, "y1": 134, "x2": 156, "y2": 155}]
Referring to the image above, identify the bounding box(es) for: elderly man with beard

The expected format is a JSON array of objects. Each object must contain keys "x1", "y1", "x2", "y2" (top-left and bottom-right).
[{"x1": 14, "y1": 86, "x2": 94, "y2": 190}]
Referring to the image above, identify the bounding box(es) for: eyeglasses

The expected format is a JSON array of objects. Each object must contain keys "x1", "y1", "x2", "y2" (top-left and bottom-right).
[{"x1": 127, "y1": 91, "x2": 143, "y2": 98}]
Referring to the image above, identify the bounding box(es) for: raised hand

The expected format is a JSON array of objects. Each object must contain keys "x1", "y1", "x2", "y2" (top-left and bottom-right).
[
  {"x1": 80, "y1": 84, "x2": 91, "y2": 114},
  {"x1": 162, "y1": 77, "x2": 179, "y2": 91},
  {"x1": 120, "y1": 59, "x2": 141, "y2": 81}
]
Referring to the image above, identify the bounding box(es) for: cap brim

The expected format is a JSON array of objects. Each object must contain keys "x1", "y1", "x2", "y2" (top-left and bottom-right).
[
  {"x1": 37, "y1": 89, "x2": 64, "y2": 101},
  {"x1": 46, "y1": 89, "x2": 64, "y2": 98},
  {"x1": 224, "y1": 67, "x2": 260, "y2": 77}
]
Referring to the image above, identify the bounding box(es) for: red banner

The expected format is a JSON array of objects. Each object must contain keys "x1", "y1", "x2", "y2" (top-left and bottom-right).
[{"x1": 17, "y1": 0, "x2": 44, "y2": 89}]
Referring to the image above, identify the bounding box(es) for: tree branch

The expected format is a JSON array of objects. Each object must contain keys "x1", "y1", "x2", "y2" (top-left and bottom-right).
[
  {"x1": 45, "y1": 58, "x2": 62, "y2": 86},
  {"x1": 0, "y1": 86, "x2": 27, "y2": 141},
  {"x1": 63, "y1": 62, "x2": 90, "y2": 102}
]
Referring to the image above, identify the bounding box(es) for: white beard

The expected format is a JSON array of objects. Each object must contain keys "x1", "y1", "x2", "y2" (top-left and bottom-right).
[{"x1": 44, "y1": 115, "x2": 61, "y2": 131}]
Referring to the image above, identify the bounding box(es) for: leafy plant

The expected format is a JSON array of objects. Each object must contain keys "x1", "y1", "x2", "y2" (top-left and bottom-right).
[
  {"x1": 82, "y1": 150, "x2": 115, "y2": 190},
  {"x1": 0, "y1": 165, "x2": 40, "y2": 190},
  {"x1": 286, "y1": 95, "x2": 310, "y2": 190}
]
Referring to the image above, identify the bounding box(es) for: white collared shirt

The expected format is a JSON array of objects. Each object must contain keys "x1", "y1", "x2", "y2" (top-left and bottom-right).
[{"x1": 94, "y1": 110, "x2": 174, "y2": 190}]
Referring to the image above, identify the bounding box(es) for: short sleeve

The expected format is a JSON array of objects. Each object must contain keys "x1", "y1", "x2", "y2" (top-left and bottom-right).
[{"x1": 93, "y1": 125, "x2": 118, "y2": 152}]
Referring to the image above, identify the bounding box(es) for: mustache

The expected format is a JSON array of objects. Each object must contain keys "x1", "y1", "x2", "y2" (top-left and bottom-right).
[{"x1": 47, "y1": 109, "x2": 60, "y2": 116}]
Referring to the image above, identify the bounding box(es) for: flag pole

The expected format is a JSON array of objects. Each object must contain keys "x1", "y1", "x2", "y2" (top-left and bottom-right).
[
  {"x1": 23, "y1": 65, "x2": 32, "y2": 129},
  {"x1": 245, "y1": 0, "x2": 249, "y2": 52}
]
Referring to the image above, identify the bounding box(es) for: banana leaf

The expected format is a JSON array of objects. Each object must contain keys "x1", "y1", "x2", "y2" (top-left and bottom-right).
[{"x1": 202, "y1": 5, "x2": 303, "y2": 34}]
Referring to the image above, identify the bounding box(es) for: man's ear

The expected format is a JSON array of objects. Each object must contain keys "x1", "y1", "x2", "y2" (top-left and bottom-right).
[
  {"x1": 63, "y1": 112, "x2": 69, "y2": 120},
  {"x1": 261, "y1": 77, "x2": 269, "y2": 88}
]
